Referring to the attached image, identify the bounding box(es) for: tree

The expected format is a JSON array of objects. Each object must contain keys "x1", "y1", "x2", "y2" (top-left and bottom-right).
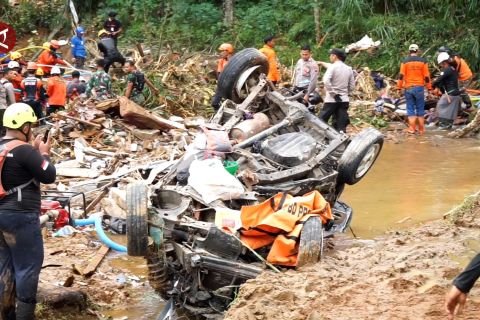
[
  {"x1": 223, "y1": 0, "x2": 234, "y2": 27},
  {"x1": 313, "y1": 0, "x2": 321, "y2": 45}
]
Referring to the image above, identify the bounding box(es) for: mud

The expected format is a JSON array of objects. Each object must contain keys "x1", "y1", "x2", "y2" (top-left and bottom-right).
[
  {"x1": 38, "y1": 231, "x2": 163, "y2": 319},
  {"x1": 225, "y1": 201, "x2": 480, "y2": 320}
]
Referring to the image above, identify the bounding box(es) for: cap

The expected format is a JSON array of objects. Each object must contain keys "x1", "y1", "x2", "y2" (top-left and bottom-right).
[
  {"x1": 409, "y1": 44, "x2": 419, "y2": 52},
  {"x1": 437, "y1": 52, "x2": 450, "y2": 64},
  {"x1": 329, "y1": 48, "x2": 347, "y2": 61},
  {"x1": 51, "y1": 66, "x2": 61, "y2": 74},
  {"x1": 7, "y1": 61, "x2": 20, "y2": 69}
]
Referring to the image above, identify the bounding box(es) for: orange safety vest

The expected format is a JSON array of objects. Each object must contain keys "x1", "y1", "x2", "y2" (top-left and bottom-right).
[
  {"x1": 454, "y1": 56, "x2": 473, "y2": 82},
  {"x1": 240, "y1": 190, "x2": 333, "y2": 266},
  {"x1": 259, "y1": 44, "x2": 281, "y2": 82},
  {"x1": 217, "y1": 58, "x2": 229, "y2": 74}
]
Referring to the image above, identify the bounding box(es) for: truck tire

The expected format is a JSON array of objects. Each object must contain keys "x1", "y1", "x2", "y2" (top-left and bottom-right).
[
  {"x1": 126, "y1": 182, "x2": 149, "y2": 256},
  {"x1": 297, "y1": 216, "x2": 324, "y2": 268},
  {"x1": 218, "y1": 48, "x2": 268, "y2": 103},
  {"x1": 337, "y1": 127, "x2": 383, "y2": 185}
]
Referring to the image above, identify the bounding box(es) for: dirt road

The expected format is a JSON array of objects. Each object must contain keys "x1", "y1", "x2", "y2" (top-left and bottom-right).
[{"x1": 225, "y1": 198, "x2": 480, "y2": 320}]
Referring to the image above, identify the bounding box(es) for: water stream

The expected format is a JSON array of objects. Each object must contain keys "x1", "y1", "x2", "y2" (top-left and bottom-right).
[{"x1": 342, "y1": 134, "x2": 480, "y2": 238}]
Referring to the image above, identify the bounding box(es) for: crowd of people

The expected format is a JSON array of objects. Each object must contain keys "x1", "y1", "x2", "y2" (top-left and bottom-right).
[{"x1": 0, "y1": 13, "x2": 478, "y2": 319}]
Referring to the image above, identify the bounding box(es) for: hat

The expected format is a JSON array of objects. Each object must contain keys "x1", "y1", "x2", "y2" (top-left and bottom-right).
[
  {"x1": 409, "y1": 44, "x2": 419, "y2": 52},
  {"x1": 329, "y1": 48, "x2": 347, "y2": 61},
  {"x1": 7, "y1": 60, "x2": 20, "y2": 69},
  {"x1": 437, "y1": 52, "x2": 450, "y2": 64},
  {"x1": 51, "y1": 66, "x2": 61, "y2": 75}
]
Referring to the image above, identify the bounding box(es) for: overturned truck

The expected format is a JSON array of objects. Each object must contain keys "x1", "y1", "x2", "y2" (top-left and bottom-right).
[{"x1": 125, "y1": 48, "x2": 384, "y2": 319}]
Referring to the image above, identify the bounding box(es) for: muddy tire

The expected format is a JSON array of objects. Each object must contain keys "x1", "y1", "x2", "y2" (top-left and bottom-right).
[
  {"x1": 126, "y1": 182, "x2": 149, "y2": 256},
  {"x1": 297, "y1": 216, "x2": 324, "y2": 268},
  {"x1": 337, "y1": 128, "x2": 383, "y2": 185},
  {"x1": 218, "y1": 48, "x2": 268, "y2": 103}
]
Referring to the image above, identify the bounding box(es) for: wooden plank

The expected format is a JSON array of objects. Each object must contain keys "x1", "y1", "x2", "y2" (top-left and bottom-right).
[{"x1": 82, "y1": 245, "x2": 109, "y2": 277}]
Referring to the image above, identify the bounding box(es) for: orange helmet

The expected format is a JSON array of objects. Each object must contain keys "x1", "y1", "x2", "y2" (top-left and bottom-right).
[
  {"x1": 218, "y1": 43, "x2": 234, "y2": 54},
  {"x1": 27, "y1": 62, "x2": 38, "y2": 70},
  {"x1": 50, "y1": 40, "x2": 60, "y2": 49}
]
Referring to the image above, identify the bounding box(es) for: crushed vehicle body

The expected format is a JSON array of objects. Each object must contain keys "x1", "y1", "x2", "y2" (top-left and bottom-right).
[{"x1": 125, "y1": 48, "x2": 384, "y2": 319}]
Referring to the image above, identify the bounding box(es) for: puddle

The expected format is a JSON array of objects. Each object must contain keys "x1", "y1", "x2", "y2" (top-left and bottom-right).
[
  {"x1": 102, "y1": 235, "x2": 165, "y2": 320},
  {"x1": 341, "y1": 135, "x2": 480, "y2": 238}
]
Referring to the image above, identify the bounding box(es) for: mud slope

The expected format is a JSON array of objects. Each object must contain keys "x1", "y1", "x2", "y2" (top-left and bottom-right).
[{"x1": 226, "y1": 205, "x2": 480, "y2": 320}]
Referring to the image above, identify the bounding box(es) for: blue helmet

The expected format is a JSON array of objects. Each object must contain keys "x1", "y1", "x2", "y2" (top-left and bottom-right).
[{"x1": 76, "y1": 27, "x2": 85, "y2": 34}]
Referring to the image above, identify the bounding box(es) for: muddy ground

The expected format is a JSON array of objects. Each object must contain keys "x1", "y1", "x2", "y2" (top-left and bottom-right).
[
  {"x1": 225, "y1": 197, "x2": 480, "y2": 320},
  {"x1": 36, "y1": 230, "x2": 162, "y2": 320}
]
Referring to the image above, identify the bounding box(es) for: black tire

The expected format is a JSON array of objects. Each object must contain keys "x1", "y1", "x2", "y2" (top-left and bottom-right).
[
  {"x1": 297, "y1": 216, "x2": 324, "y2": 268},
  {"x1": 337, "y1": 127, "x2": 383, "y2": 185},
  {"x1": 126, "y1": 182, "x2": 149, "y2": 256},
  {"x1": 218, "y1": 48, "x2": 269, "y2": 103}
]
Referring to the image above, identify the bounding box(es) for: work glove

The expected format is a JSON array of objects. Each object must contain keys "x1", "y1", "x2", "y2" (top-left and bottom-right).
[{"x1": 334, "y1": 94, "x2": 342, "y2": 103}]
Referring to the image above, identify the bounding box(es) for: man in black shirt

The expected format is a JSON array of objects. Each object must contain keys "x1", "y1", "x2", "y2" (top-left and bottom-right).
[
  {"x1": 103, "y1": 11, "x2": 122, "y2": 47},
  {"x1": 0, "y1": 103, "x2": 56, "y2": 319},
  {"x1": 432, "y1": 52, "x2": 461, "y2": 130},
  {"x1": 445, "y1": 253, "x2": 480, "y2": 319},
  {"x1": 97, "y1": 30, "x2": 126, "y2": 73}
]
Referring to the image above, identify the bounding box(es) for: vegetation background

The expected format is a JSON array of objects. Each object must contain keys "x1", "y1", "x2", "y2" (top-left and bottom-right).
[{"x1": 1, "y1": 0, "x2": 478, "y2": 77}]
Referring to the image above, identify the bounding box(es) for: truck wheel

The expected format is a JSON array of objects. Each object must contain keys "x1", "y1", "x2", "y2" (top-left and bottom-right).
[
  {"x1": 337, "y1": 127, "x2": 383, "y2": 185},
  {"x1": 297, "y1": 216, "x2": 324, "y2": 268},
  {"x1": 126, "y1": 182, "x2": 149, "y2": 256},
  {"x1": 218, "y1": 48, "x2": 268, "y2": 103}
]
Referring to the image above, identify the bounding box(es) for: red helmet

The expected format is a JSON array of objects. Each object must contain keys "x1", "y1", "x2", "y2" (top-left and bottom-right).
[
  {"x1": 218, "y1": 43, "x2": 234, "y2": 54},
  {"x1": 50, "y1": 40, "x2": 60, "y2": 49},
  {"x1": 27, "y1": 62, "x2": 38, "y2": 70}
]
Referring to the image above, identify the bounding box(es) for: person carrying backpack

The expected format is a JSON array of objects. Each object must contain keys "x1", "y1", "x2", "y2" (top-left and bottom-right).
[
  {"x1": 123, "y1": 60, "x2": 158, "y2": 105},
  {"x1": 0, "y1": 102, "x2": 55, "y2": 319}
]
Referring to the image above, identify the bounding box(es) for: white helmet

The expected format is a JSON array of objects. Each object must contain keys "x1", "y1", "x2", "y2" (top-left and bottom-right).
[
  {"x1": 437, "y1": 52, "x2": 450, "y2": 64},
  {"x1": 51, "y1": 66, "x2": 61, "y2": 75},
  {"x1": 7, "y1": 60, "x2": 20, "y2": 69}
]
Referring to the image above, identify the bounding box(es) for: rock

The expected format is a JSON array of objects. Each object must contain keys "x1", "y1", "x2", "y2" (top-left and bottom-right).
[
  {"x1": 109, "y1": 188, "x2": 127, "y2": 211},
  {"x1": 101, "y1": 198, "x2": 127, "y2": 219},
  {"x1": 37, "y1": 283, "x2": 87, "y2": 310},
  {"x1": 184, "y1": 116, "x2": 207, "y2": 128},
  {"x1": 133, "y1": 128, "x2": 160, "y2": 140}
]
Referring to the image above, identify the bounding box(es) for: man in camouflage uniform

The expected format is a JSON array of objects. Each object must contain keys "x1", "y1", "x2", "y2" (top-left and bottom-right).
[
  {"x1": 86, "y1": 59, "x2": 113, "y2": 100},
  {"x1": 123, "y1": 60, "x2": 158, "y2": 105}
]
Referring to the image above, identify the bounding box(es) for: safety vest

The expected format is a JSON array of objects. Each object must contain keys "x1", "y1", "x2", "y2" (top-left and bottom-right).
[{"x1": 240, "y1": 190, "x2": 333, "y2": 266}]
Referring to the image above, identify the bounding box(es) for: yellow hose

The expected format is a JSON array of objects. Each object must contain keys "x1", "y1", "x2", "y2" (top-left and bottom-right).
[{"x1": 0, "y1": 45, "x2": 51, "y2": 62}]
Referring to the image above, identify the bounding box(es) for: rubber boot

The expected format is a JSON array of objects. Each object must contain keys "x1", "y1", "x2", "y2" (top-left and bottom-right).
[
  {"x1": 418, "y1": 116, "x2": 425, "y2": 135},
  {"x1": 405, "y1": 116, "x2": 417, "y2": 134},
  {"x1": 16, "y1": 300, "x2": 36, "y2": 320}
]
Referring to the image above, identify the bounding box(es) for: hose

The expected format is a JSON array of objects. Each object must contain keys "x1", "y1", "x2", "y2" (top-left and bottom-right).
[{"x1": 74, "y1": 216, "x2": 127, "y2": 252}]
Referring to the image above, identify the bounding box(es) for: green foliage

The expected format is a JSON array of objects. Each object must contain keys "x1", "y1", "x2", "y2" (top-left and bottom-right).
[{"x1": 0, "y1": 0, "x2": 65, "y2": 35}]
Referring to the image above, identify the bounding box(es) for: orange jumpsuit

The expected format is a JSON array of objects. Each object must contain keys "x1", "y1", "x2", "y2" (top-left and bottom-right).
[
  {"x1": 259, "y1": 44, "x2": 280, "y2": 83},
  {"x1": 46, "y1": 76, "x2": 66, "y2": 107},
  {"x1": 36, "y1": 50, "x2": 67, "y2": 75}
]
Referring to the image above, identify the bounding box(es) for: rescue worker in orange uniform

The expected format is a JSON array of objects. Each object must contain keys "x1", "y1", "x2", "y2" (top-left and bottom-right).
[
  {"x1": 46, "y1": 66, "x2": 67, "y2": 115},
  {"x1": 211, "y1": 43, "x2": 234, "y2": 111},
  {"x1": 36, "y1": 40, "x2": 67, "y2": 76},
  {"x1": 5, "y1": 61, "x2": 24, "y2": 103},
  {"x1": 397, "y1": 44, "x2": 432, "y2": 134},
  {"x1": 438, "y1": 46, "x2": 473, "y2": 109},
  {"x1": 20, "y1": 62, "x2": 45, "y2": 122},
  {"x1": 259, "y1": 35, "x2": 280, "y2": 85}
]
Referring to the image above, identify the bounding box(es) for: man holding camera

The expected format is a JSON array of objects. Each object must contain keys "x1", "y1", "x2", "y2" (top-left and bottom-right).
[{"x1": 319, "y1": 48, "x2": 355, "y2": 133}]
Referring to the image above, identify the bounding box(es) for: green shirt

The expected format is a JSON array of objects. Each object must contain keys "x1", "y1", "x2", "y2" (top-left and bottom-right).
[
  {"x1": 86, "y1": 70, "x2": 112, "y2": 98},
  {"x1": 127, "y1": 71, "x2": 145, "y2": 97}
]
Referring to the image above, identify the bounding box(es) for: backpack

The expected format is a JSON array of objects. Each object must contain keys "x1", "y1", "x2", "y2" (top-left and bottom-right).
[
  {"x1": 133, "y1": 71, "x2": 145, "y2": 93},
  {"x1": 0, "y1": 140, "x2": 35, "y2": 201}
]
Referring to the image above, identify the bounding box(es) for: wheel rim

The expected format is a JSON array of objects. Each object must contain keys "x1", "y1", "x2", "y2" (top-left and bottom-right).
[
  {"x1": 355, "y1": 143, "x2": 381, "y2": 179},
  {"x1": 235, "y1": 65, "x2": 262, "y2": 100}
]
